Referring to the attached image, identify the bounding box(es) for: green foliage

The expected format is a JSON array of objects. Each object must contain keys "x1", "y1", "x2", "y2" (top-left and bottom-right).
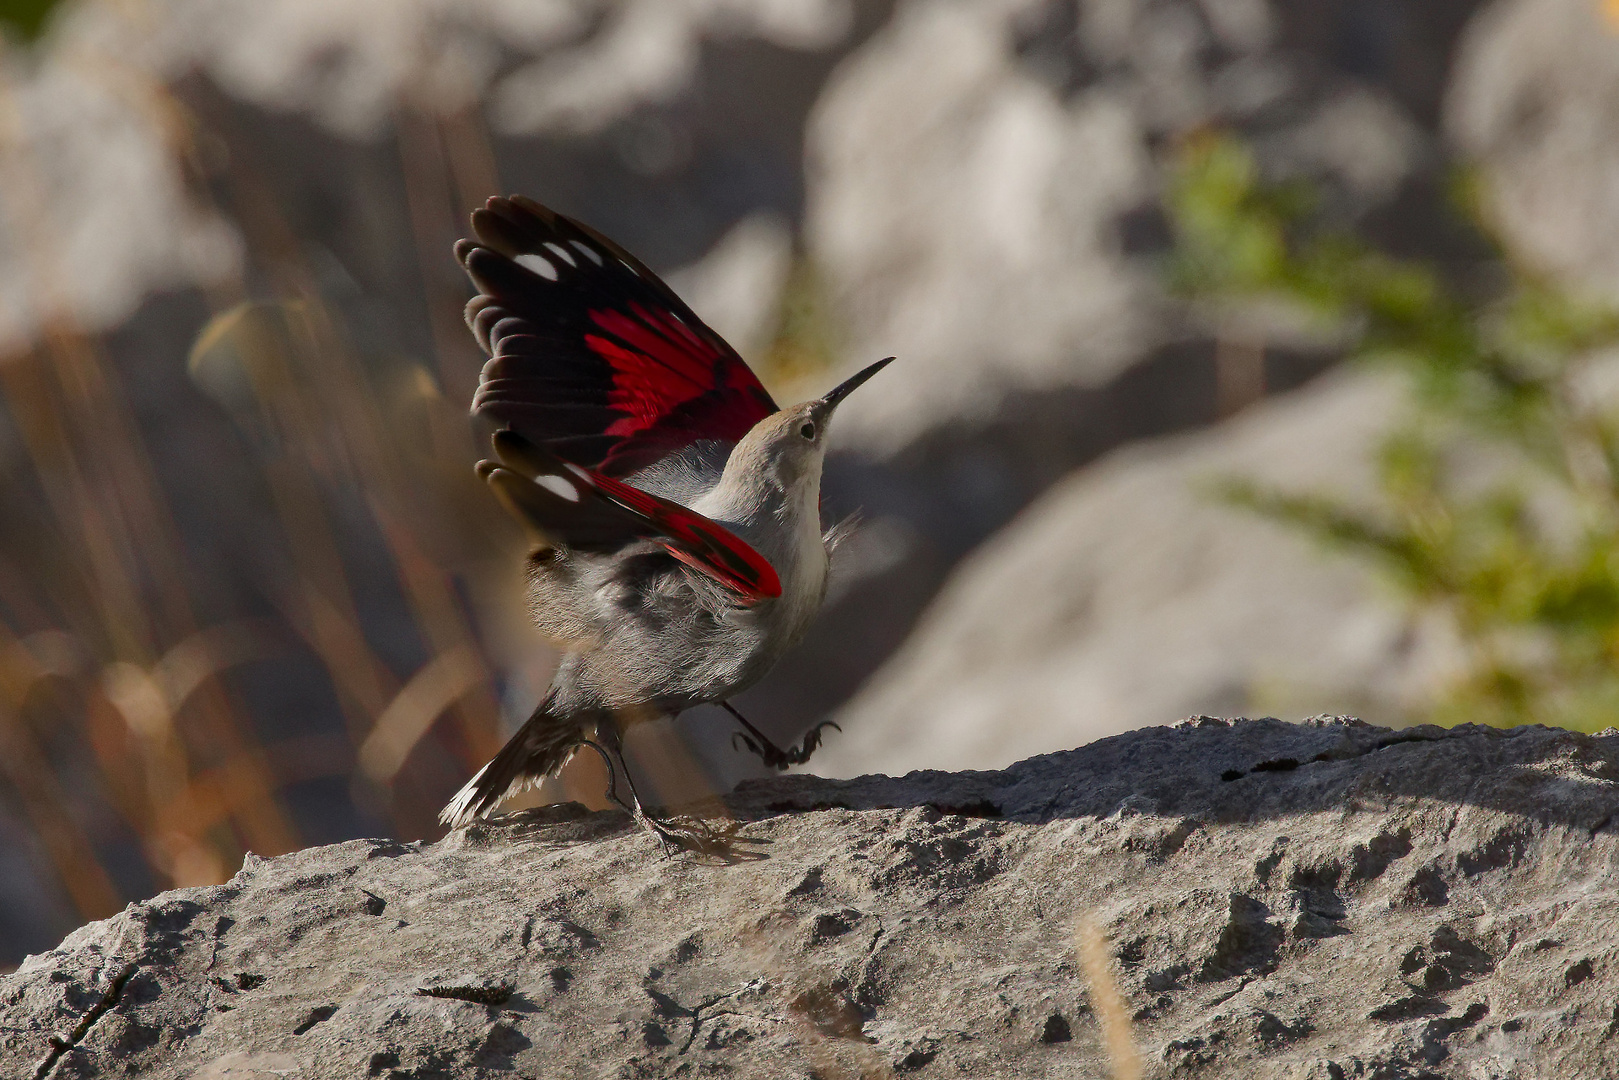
[
  {"x1": 0, "y1": 0, "x2": 67, "y2": 42},
  {"x1": 758, "y1": 255, "x2": 840, "y2": 387},
  {"x1": 1169, "y1": 132, "x2": 1619, "y2": 731}
]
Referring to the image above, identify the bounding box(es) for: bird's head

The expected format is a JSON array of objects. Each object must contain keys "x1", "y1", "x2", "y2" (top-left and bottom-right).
[{"x1": 726, "y1": 357, "x2": 893, "y2": 494}]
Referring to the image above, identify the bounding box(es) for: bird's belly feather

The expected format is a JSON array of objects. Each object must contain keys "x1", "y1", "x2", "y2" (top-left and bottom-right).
[{"x1": 531, "y1": 540, "x2": 826, "y2": 715}]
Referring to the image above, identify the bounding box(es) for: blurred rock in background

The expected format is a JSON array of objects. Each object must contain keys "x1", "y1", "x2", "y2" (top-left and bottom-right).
[
  {"x1": 729, "y1": 0, "x2": 1487, "y2": 773},
  {"x1": 3, "y1": 0, "x2": 1613, "y2": 969},
  {"x1": 813, "y1": 369, "x2": 1464, "y2": 777},
  {"x1": 1448, "y1": 0, "x2": 1619, "y2": 290}
]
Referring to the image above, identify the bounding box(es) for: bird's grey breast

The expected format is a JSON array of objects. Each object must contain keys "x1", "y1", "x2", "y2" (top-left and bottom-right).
[{"x1": 536, "y1": 435, "x2": 828, "y2": 710}]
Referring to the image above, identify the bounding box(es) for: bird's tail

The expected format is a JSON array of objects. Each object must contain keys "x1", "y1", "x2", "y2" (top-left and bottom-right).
[{"x1": 439, "y1": 700, "x2": 587, "y2": 828}]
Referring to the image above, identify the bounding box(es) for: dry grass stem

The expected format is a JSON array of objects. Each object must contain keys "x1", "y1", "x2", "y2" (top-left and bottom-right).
[{"x1": 1076, "y1": 919, "x2": 1143, "y2": 1080}]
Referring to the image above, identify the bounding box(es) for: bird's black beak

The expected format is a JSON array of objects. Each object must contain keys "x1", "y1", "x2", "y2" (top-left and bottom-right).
[{"x1": 815, "y1": 356, "x2": 894, "y2": 416}]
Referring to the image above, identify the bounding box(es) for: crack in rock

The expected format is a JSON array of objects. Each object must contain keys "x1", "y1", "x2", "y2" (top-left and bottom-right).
[
  {"x1": 31, "y1": 962, "x2": 136, "y2": 1080},
  {"x1": 1222, "y1": 727, "x2": 1463, "y2": 783},
  {"x1": 641, "y1": 979, "x2": 767, "y2": 1053}
]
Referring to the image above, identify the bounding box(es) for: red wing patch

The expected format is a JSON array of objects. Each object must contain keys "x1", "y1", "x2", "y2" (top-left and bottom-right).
[
  {"x1": 582, "y1": 468, "x2": 782, "y2": 603},
  {"x1": 483, "y1": 428, "x2": 780, "y2": 603},
  {"x1": 459, "y1": 196, "x2": 778, "y2": 477}
]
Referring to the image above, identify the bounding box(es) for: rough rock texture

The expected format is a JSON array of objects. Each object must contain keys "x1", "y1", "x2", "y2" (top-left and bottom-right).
[{"x1": 8, "y1": 717, "x2": 1619, "y2": 1079}]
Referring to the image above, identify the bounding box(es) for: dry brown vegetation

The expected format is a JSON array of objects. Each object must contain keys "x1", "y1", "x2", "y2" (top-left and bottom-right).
[{"x1": 0, "y1": 39, "x2": 556, "y2": 950}]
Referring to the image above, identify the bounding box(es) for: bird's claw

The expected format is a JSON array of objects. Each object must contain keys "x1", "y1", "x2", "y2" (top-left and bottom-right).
[{"x1": 731, "y1": 720, "x2": 842, "y2": 770}]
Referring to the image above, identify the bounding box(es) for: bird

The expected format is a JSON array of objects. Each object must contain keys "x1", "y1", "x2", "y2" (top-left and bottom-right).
[{"x1": 438, "y1": 194, "x2": 891, "y2": 842}]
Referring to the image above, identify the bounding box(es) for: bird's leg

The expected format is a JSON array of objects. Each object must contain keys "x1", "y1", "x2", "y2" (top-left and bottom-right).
[
  {"x1": 587, "y1": 723, "x2": 648, "y2": 818},
  {"x1": 721, "y1": 701, "x2": 841, "y2": 770},
  {"x1": 587, "y1": 721, "x2": 697, "y2": 851},
  {"x1": 577, "y1": 739, "x2": 630, "y2": 813}
]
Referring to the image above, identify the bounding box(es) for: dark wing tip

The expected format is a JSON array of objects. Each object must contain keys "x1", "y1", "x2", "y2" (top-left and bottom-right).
[
  {"x1": 491, "y1": 428, "x2": 570, "y2": 483},
  {"x1": 451, "y1": 194, "x2": 775, "y2": 473},
  {"x1": 508, "y1": 194, "x2": 556, "y2": 224},
  {"x1": 492, "y1": 427, "x2": 542, "y2": 457},
  {"x1": 469, "y1": 206, "x2": 533, "y2": 258}
]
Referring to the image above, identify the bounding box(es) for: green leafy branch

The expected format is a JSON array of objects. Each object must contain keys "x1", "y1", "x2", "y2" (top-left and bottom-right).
[
  {"x1": 0, "y1": 0, "x2": 68, "y2": 43},
  {"x1": 1169, "y1": 132, "x2": 1619, "y2": 730}
]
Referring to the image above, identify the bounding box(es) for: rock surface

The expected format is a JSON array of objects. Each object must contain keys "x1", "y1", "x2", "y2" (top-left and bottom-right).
[{"x1": 8, "y1": 716, "x2": 1619, "y2": 1079}]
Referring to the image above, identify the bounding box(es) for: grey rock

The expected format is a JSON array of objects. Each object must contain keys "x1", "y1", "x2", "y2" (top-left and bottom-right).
[
  {"x1": 667, "y1": 213, "x2": 796, "y2": 362},
  {"x1": 814, "y1": 370, "x2": 1459, "y2": 778},
  {"x1": 0, "y1": 0, "x2": 859, "y2": 353},
  {"x1": 730, "y1": 0, "x2": 1491, "y2": 772},
  {"x1": 806, "y1": 0, "x2": 1154, "y2": 453},
  {"x1": 805, "y1": 0, "x2": 1478, "y2": 456},
  {"x1": 7, "y1": 717, "x2": 1619, "y2": 1078},
  {"x1": 1448, "y1": 0, "x2": 1619, "y2": 296}
]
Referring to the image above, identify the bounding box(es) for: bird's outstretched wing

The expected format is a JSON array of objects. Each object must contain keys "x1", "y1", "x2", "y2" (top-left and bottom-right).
[
  {"x1": 457, "y1": 195, "x2": 778, "y2": 478},
  {"x1": 480, "y1": 430, "x2": 781, "y2": 604}
]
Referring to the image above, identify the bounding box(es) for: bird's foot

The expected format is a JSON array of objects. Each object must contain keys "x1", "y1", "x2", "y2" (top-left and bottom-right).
[
  {"x1": 724, "y1": 701, "x2": 841, "y2": 770},
  {"x1": 641, "y1": 809, "x2": 750, "y2": 858},
  {"x1": 730, "y1": 723, "x2": 842, "y2": 769},
  {"x1": 582, "y1": 737, "x2": 757, "y2": 859}
]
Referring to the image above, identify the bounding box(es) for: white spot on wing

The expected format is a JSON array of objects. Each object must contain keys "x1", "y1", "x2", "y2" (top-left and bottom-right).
[
  {"x1": 515, "y1": 253, "x2": 558, "y2": 281},
  {"x1": 571, "y1": 240, "x2": 603, "y2": 265},
  {"x1": 544, "y1": 242, "x2": 577, "y2": 267},
  {"x1": 535, "y1": 474, "x2": 580, "y2": 502}
]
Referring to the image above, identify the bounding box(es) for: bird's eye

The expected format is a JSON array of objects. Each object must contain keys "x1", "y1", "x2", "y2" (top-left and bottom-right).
[{"x1": 799, "y1": 421, "x2": 816, "y2": 440}]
